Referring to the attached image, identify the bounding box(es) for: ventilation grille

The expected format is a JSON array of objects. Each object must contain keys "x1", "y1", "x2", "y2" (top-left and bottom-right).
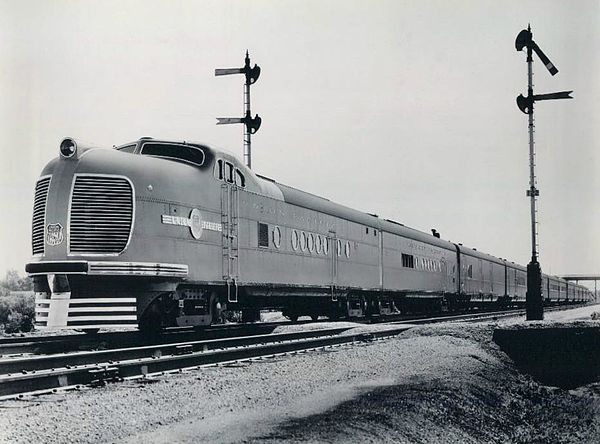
[
  {"x1": 32, "y1": 177, "x2": 51, "y2": 255},
  {"x1": 69, "y1": 176, "x2": 133, "y2": 254}
]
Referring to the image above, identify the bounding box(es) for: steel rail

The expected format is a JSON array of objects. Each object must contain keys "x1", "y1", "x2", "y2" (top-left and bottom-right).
[
  {"x1": 0, "y1": 327, "x2": 407, "y2": 399},
  {"x1": 0, "y1": 327, "x2": 351, "y2": 375},
  {"x1": 391, "y1": 305, "x2": 578, "y2": 325},
  {"x1": 0, "y1": 302, "x2": 588, "y2": 357},
  {"x1": 0, "y1": 323, "x2": 283, "y2": 356}
]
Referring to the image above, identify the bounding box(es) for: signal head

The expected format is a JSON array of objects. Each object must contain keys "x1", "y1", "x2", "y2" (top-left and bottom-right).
[
  {"x1": 247, "y1": 114, "x2": 261, "y2": 134},
  {"x1": 515, "y1": 29, "x2": 532, "y2": 51},
  {"x1": 516, "y1": 94, "x2": 533, "y2": 114},
  {"x1": 246, "y1": 64, "x2": 261, "y2": 85}
]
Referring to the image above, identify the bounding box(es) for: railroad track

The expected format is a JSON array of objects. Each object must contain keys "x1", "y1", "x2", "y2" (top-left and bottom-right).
[
  {"x1": 1, "y1": 302, "x2": 585, "y2": 357},
  {"x1": 0, "y1": 304, "x2": 588, "y2": 400},
  {"x1": 0, "y1": 311, "x2": 486, "y2": 357},
  {"x1": 0, "y1": 323, "x2": 284, "y2": 356},
  {"x1": 0, "y1": 326, "x2": 385, "y2": 399}
]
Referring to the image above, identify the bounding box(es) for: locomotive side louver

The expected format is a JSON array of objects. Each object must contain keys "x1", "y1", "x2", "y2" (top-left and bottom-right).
[
  {"x1": 32, "y1": 176, "x2": 51, "y2": 255},
  {"x1": 69, "y1": 175, "x2": 134, "y2": 254}
]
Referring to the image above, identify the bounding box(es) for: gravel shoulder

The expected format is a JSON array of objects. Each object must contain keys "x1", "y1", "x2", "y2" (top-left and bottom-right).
[{"x1": 1, "y1": 307, "x2": 600, "y2": 443}]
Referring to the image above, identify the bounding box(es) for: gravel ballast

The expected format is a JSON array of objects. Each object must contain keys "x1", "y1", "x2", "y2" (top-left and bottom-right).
[{"x1": 1, "y1": 306, "x2": 600, "y2": 443}]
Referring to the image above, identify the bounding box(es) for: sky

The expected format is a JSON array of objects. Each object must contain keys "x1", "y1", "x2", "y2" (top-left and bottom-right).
[{"x1": 0, "y1": 0, "x2": 598, "y2": 281}]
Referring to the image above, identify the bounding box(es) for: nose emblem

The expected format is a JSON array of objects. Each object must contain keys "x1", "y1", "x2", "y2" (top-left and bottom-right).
[{"x1": 46, "y1": 223, "x2": 64, "y2": 246}]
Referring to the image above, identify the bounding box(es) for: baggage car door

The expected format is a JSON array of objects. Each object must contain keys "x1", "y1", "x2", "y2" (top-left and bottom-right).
[{"x1": 329, "y1": 230, "x2": 338, "y2": 301}]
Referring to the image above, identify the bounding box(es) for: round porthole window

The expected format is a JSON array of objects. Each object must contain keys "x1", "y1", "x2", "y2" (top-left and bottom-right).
[
  {"x1": 337, "y1": 239, "x2": 342, "y2": 257},
  {"x1": 307, "y1": 233, "x2": 315, "y2": 253},
  {"x1": 273, "y1": 226, "x2": 282, "y2": 249},
  {"x1": 291, "y1": 230, "x2": 299, "y2": 250},
  {"x1": 315, "y1": 235, "x2": 323, "y2": 254},
  {"x1": 345, "y1": 241, "x2": 351, "y2": 258},
  {"x1": 300, "y1": 232, "x2": 307, "y2": 251},
  {"x1": 323, "y1": 237, "x2": 329, "y2": 255}
]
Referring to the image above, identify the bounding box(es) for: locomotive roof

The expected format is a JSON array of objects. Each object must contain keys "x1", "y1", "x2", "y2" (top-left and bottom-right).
[
  {"x1": 115, "y1": 138, "x2": 285, "y2": 201},
  {"x1": 122, "y1": 139, "x2": 458, "y2": 252}
]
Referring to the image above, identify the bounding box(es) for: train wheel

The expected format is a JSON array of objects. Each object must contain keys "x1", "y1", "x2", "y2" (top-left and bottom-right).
[
  {"x1": 361, "y1": 297, "x2": 368, "y2": 317},
  {"x1": 139, "y1": 305, "x2": 162, "y2": 334},
  {"x1": 241, "y1": 308, "x2": 261, "y2": 323},
  {"x1": 288, "y1": 314, "x2": 299, "y2": 323},
  {"x1": 310, "y1": 313, "x2": 319, "y2": 322},
  {"x1": 345, "y1": 300, "x2": 352, "y2": 319}
]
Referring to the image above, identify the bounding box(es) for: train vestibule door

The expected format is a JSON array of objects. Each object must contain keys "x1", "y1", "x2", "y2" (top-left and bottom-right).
[
  {"x1": 329, "y1": 230, "x2": 337, "y2": 301},
  {"x1": 441, "y1": 257, "x2": 448, "y2": 293}
]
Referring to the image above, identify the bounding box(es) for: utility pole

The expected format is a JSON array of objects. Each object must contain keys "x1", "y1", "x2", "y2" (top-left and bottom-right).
[
  {"x1": 215, "y1": 51, "x2": 262, "y2": 169},
  {"x1": 515, "y1": 25, "x2": 573, "y2": 320}
]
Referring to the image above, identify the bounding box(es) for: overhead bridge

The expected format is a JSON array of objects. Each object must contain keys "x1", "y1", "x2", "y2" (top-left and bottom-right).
[{"x1": 561, "y1": 275, "x2": 600, "y2": 302}]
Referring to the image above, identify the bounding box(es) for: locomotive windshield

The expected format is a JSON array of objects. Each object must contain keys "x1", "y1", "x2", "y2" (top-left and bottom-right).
[{"x1": 140, "y1": 142, "x2": 206, "y2": 167}]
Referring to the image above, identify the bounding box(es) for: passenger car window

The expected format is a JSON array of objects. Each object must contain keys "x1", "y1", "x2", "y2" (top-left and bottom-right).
[
  {"x1": 300, "y1": 232, "x2": 307, "y2": 251},
  {"x1": 315, "y1": 235, "x2": 323, "y2": 254},
  {"x1": 272, "y1": 226, "x2": 281, "y2": 248}
]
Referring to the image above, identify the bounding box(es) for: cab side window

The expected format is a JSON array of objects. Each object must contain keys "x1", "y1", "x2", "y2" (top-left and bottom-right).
[
  {"x1": 214, "y1": 158, "x2": 246, "y2": 188},
  {"x1": 226, "y1": 162, "x2": 234, "y2": 183},
  {"x1": 214, "y1": 159, "x2": 224, "y2": 180},
  {"x1": 235, "y1": 170, "x2": 245, "y2": 187}
]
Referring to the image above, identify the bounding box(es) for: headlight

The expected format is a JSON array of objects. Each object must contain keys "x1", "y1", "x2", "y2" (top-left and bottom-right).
[{"x1": 60, "y1": 138, "x2": 77, "y2": 158}]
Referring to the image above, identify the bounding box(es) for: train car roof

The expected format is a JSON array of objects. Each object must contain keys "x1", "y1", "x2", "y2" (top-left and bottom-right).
[
  {"x1": 454, "y1": 244, "x2": 505, "y2": 266},
  {"x1": 269, "y1": 180, "x2": 457, "y2": 251},
  {"x1": 116, "y1": 138, "x2": 543, "y2": 266}
]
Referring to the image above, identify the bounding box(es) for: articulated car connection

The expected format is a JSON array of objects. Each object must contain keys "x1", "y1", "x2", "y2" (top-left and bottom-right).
[{"x1": 26, "y1": 138, "x2": 593, "y2": 331}]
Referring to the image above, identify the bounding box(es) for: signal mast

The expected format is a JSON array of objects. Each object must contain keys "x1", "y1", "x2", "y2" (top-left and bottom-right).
[
  {"x1": 215, "y1": 51, "x2": 262, "y2": 169},
  {"x1": 515, "y1": 25, "x2": 573, "y2": 320}
]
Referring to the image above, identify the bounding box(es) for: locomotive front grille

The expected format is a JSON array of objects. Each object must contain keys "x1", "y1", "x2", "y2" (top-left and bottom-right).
[
  {"x1": 32, "y1": 176, "x2": 51, "y2": 255},
  {"x1": 69, "y1": 175, "x2": 134, "y2": 255}
]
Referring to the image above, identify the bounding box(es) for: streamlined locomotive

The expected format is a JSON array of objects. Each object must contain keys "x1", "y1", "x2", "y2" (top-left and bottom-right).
[{"x1": 26, "y1": 138, "x2": 593, "y2": 330}]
